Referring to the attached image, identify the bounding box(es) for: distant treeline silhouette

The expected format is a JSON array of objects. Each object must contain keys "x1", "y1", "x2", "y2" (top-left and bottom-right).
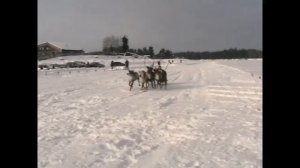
[{"x1": 173, "y1": 48, "x2": 262, "y2": 60}]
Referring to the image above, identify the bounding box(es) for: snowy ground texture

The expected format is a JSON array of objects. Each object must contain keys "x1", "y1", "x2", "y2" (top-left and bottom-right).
[{"x1": 38, "y1": 55, "x2": 262, "y2": 168}]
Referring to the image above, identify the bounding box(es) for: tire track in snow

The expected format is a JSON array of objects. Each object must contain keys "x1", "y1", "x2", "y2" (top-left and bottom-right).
[
  {"x1": 208, "y1": 85, "x2": 262, "y2": 90},
  {"x1": 208, "y1": 85, "x2": 262, "y2": 100}
]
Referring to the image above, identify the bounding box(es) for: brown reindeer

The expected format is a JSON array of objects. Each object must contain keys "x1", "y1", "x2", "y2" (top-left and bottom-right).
[
  {"x1": 127, "y1": 70, "x2": 140, "y2": 91},
  {"x1": 138, "y1": 70, "x2": 149, "y2": 89},
  {"x1": 154, "y1": 68, "x2": 167, "y2": 89},
  {"x1": 146, "y1": 66, "x2": 156, "y2": 88}
]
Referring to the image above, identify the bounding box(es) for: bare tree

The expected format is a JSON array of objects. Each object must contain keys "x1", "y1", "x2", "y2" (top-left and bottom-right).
[{"x1": 102, "y1": 35, "x2": 122, "y2": 53}]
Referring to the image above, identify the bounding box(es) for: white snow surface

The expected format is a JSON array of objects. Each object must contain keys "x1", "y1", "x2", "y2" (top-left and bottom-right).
[{"x1": 38, "y1": 55, "x2": 262, "y2": 168}]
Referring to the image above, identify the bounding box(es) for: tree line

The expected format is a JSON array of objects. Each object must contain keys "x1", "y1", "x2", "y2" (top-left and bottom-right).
[
  {"x1": 101, "y1": 35, "x2": 175, "y2": 59},
  {"x1": 173, "y1": 48, "x2": 262, "y2": 60},
  {"x1": 101, "y1": 36, "x2": 261, "y2": 60},
  {"x1": 102, "y1": 35, "x2": 156, "y2": 57}
]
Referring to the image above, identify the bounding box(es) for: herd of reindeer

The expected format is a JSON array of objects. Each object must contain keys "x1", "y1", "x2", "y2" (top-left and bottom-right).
[{"x1": 126, "y1": 66, "x2": 167, "y2": 91}]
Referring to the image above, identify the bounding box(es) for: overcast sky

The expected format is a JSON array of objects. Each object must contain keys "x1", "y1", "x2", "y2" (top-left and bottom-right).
[{"x1": 38, "y1": 0, "x2": 262, "y2": 53}]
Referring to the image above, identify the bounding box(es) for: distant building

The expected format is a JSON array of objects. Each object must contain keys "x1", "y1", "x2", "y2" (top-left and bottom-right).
[{"x1": 38, "y1": 42, "x2": 84, "y2": 60}]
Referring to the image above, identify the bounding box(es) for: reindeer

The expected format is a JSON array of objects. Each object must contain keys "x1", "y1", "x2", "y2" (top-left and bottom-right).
[
  {"x1": 138, "y1": 70, "x2": 149, "y2": 89},
  {"x1": 146, "y1": 66, "x2": 156, "y2": 88},
  {"x1": 127, "y1": 70, "x2": 140, "y2": 91},
  {"x1": 154, "y1": 68, "x2": 167, "y2": 89}
]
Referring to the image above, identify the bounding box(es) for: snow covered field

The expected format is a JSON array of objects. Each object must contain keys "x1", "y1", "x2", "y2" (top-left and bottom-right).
[{"x1": 38, "y1": 55, "x2": 262, "y2": 168}]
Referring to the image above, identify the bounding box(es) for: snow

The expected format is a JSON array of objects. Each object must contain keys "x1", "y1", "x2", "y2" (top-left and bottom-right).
[{"x1": 38, "y1": 55, "x2": 262, "y2": 168}]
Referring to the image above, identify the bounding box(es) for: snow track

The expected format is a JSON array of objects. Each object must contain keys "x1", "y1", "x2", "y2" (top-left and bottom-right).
[{"x1": 38, "y1": 57, "x2": 262, "y2": 168}]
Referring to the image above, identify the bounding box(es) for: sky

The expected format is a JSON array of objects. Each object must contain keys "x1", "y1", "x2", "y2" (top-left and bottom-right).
[{"x1": 38, "y1": 0, "x2": 262, "y2": 53}]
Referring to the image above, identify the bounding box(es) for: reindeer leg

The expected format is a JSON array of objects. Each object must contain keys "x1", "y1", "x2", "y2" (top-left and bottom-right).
[{"x1": 129, "y1": 81, "x2": 132, "y2": 91}]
